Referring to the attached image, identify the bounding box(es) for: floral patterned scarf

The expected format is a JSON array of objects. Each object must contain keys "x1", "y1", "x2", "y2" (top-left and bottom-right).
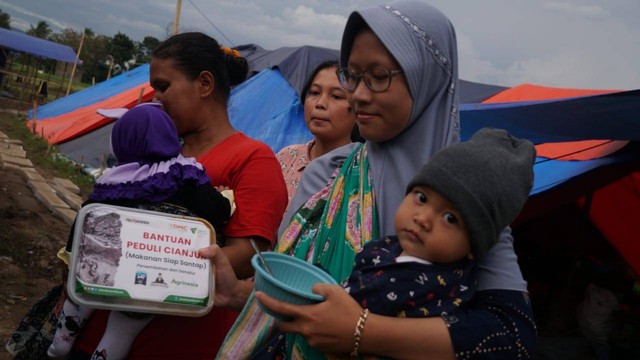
[
  {"x1": 277, "y1": 143, "x2": 379, "y2": 359},
  {"x1": 217, "y1": 144, "x2": 378, "y2": 360}
]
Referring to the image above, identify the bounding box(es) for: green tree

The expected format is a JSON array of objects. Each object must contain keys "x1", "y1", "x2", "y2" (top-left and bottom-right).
[
  {"x1": 83, "y1": 27, "x2": 95, "y2": 38},
  {"x1": 134, "y1": 36, "x2": 160, "y2": 64},
  {"x1": 24, "y1": 24, "x2": 161, "y2": 84},
  {"x1": 50, "y1": 28, "x2": 82, "y2": 51},
  {"x1": 0, "y1": 9, "x2": 11, "y2": 29},
  {"x1": 83, "y1": 34, "x2": 111, "y2": 82},
  {"x1": 142, "y1": 36, "x2": 160, "y2": 55},
  {"x1": 27, "y1": 20, "x2": 52, "y2": 39},
  {"x1": 51, "y1": 28, "x2": 111, "y2": 83},
  {"x1": 110, "y1": 32, "x2": 135, "y2": 65}
]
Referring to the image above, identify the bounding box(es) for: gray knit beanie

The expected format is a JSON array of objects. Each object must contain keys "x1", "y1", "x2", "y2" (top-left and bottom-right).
[{"x1": 406, "y1": 128, "x2": 536, "y2": 259}]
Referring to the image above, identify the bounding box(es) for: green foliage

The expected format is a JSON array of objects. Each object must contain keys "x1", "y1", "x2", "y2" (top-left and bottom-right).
[
  {"x1": 50, "y1": 27, "x2": 82, "y2": 47},
  {"x1": 81, "y1": 33, "x2": 112, "y2": 83},
  {"x1": 14, "y1": 18, "x2": 156, "y2": 89},
  {"x1": 142, "y1": 36, "x2": 161, "y2": 54},
  {"x1": 50, "y1": 28, "x2": 113, "y2": 83},
  {"x1": 0, "y1": 9, "x2": 11, "y2": 29},
  {"x1": 84, "y1": 27, "x2": 95, "y2": 38},
  {"x1": 136, "y1": 36, "x2": 161, "y2": 64},
  {"x1": 27, "y1": 20, "x2": 52, "y2": 39},
  {"x1": 111, "y1": 32, "x2": 136, "y2": 65}
]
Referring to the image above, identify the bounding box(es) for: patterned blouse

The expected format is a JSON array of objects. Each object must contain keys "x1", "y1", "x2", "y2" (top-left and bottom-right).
[
  {"x1": 275, "y1": 140, "x2": 315, "y2": 203},
  {"x1": 344, "y1": 236, "x2": 477, "y2": 318}
]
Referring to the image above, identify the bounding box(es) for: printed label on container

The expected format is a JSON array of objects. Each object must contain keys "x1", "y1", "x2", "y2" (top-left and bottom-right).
[{"x1": 73, "y1": 206, "x2": 211, "y2": 306}]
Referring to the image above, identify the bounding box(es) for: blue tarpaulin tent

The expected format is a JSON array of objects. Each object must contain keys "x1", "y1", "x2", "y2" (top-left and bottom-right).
[
  {"x1": 228, "y1": 68, "x2": 311, "y2": 152},
  {"x1": 0, "y1": 27, "x2": 79, "y2": 64},
  {"x1": 459, "y1": 90, "x2": 640, "y2": 143},
  {"x1": 29, "y1": 64, "x2": 149, "y2": 119},
  {"x1": 28, "y1": 44, "x2": 640, "y2": 275}
]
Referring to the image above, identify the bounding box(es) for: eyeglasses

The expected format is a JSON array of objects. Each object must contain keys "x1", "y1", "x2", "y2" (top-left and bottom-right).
[{"x1": 336, "y1": 67, "x2": 403, "y2": 92}]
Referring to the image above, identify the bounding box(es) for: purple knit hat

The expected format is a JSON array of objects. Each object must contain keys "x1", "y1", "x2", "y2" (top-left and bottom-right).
[
  {"x1": 111, "y1": 103, "x2": 182, "y2": 165},
  {"x1": 89, "y1": 103, "x2": 211, "y2": 203}
]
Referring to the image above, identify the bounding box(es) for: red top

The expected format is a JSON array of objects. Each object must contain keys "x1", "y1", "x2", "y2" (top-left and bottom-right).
[
  {"x1": 199, "y1": 132, "x2": 288, "y2": 243},
  {"x1": 73, "y1": 132, "x2": 288, "y2": 359}
]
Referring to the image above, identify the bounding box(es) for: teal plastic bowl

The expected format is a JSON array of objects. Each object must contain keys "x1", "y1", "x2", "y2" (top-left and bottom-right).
[{"x1": 252, "y1": 252, "x2": 337, "y2": 320}]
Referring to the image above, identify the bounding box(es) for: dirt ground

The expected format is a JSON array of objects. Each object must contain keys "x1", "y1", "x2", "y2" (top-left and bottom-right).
[
  {"x1": 0, "y1": 104, "x2": 79, "y2": 359},
  {"x1": 0, "y1": 164, "x2": 72, "y2": 360}
]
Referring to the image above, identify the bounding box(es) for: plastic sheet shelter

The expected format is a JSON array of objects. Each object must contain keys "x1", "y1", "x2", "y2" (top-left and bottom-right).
[
  {"x1": 25, "y1": 44, "x2": 640, "y2": 275},
  {"x1": 0, "y1": 27, "x2": 79, "y2": 64}
]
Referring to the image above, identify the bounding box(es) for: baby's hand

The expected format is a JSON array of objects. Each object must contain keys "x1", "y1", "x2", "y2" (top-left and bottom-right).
[{"x1": 215, "y1": 185, "x2": 230, "y2": 192}]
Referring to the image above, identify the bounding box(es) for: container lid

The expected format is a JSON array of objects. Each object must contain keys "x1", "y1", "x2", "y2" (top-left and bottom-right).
[{"x1": 67, "y1": 203, "x2": 215, "y2": 317}]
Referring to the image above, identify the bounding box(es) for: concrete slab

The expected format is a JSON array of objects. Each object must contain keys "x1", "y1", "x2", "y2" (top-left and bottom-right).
[
  {"x1": 33, "y1": 186, "x2": 70, "y2": 212},
  {"x1": 2, "y1": 162, "x2": 22, "y2": 174},
  {"x1": 51, "y1": 184, "x2": 84, "y2": 210},
  {"x1": 51, "y1": 182, "x2": 70, "y2": 195},
  {"x1": 3, "y1": 139, "x2": 23, "y2": 145},
  {"x1": 0, "y1": 154, "x2": 33, "y2": 167},
  {"x1": 0, "y1": 146, "x2": 27, "y2": 158},
  {"x1": 7, "y1": 144, "x2": 24, "y2": 151},
  {"x1": 52, "y1": 207, "x2": 78, "y2": 226},
  {"x1": 53, "y1": 177, "x2": 81, "y2": 195},
  {"x1": 22, "y1": 169, "x2": 46, "y2": 182},
  {"x1": 28, "y1": 179, "x2": 55, "y2": 194}
]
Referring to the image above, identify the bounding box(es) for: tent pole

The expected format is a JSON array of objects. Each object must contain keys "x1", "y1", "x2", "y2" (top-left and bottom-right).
[
  {"x1": 137, "y1": 87, "x2": 145, "y2": 104},
  {"x1": 31, "y1": 101, "x2": 37, "y2": 133},
  {"x1": 66, "y1": 31, "x2": 85, "y2": 96},
  {"x1": 172, "y1": 0, "x2": 182, "y2": 35},
  {"x1": 106, "y1": 61, "x2": 114, "y2": 80}
]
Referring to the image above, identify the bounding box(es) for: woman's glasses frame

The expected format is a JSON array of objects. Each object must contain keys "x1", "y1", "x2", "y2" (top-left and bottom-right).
[{"x1": 336, "y1": 67, "x2": 403, "y2": 93}]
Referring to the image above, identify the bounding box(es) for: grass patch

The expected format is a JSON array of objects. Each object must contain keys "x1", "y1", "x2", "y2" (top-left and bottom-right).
[
  {"x1": 5, "y1": 61, "x2": 90, "y2": 103},
  {"x1": 0, "y1": 110, "x2": 95, "y2": 195}
]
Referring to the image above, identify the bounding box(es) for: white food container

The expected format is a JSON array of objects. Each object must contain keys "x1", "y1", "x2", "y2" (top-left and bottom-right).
[{"x1": 67, "y1": 203, "x2": 215, "y2": 317}]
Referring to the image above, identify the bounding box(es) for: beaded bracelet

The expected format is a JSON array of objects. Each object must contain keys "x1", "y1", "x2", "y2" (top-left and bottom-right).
[{"x1": 350, "y1": 308, "x2": 370, "y2": 359}]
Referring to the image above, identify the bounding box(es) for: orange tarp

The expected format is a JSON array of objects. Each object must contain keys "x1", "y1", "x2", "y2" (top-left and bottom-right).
[
  {"x1": 492, "y1": 85, "x2": 639, "y2": 276},
  {"x1": 535, "y1": 140, "x2": 629, "y2": 161},
  {"x1": 482, "y1": 83, "x2": 618, "y2": 103},
  {"x1": 481, "y1": 83, "x2": 626, "y2": 160},
  {"x1": 28, "y1": 83, "x2": 154, "y2": 144}
]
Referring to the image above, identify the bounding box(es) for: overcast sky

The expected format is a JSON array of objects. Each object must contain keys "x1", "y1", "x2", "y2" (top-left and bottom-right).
[{"x1": 2, "y1": 0, "x2": 639, "y2": 90}]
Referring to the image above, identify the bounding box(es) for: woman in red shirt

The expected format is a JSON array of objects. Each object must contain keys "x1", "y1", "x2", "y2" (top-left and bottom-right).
[{"x1": 70, "y1": 32, "x2": 288, "y2": 360}]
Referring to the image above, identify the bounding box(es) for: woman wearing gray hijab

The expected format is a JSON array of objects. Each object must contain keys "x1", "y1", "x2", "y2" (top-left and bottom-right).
[{"x1": 207, "y1": 1, "x2": 537, "y2": 359}]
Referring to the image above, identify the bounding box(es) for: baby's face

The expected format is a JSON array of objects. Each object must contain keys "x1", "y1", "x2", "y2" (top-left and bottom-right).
[{"x1": 394, "y1": 186, "x2": 471, "y2": 263}]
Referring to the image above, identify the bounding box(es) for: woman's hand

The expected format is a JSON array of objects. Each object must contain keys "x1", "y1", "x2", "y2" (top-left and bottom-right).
[
  {"x1": 255, "y1": 283, "x2": 362, "y2": 353},
  {"x1": 198, "y1": 244, "x2": 253, "y2": 310}
]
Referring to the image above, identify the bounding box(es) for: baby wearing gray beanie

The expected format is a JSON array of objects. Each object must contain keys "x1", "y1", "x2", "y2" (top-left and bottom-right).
[
  {"x1": 406, "y1": 127, "x2": 536, "y2": 259},
  {"x1": 344, "y1": 127, "x2": 536, "y2": 322}
]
